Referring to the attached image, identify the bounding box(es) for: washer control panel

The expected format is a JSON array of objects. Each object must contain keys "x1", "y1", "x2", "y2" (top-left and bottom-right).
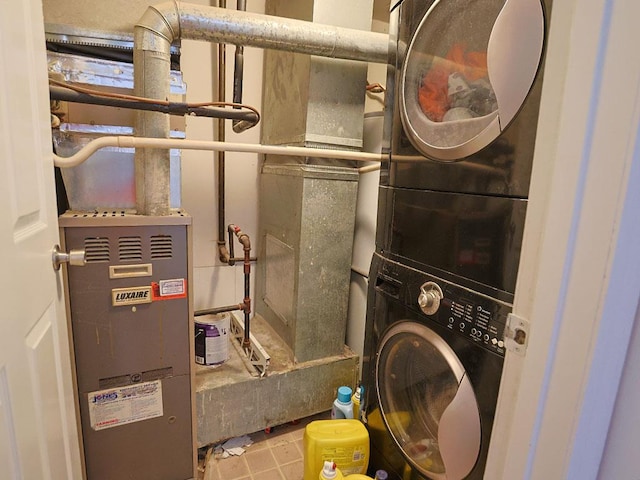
[
  {"x1": 437, "y1": 284, "x2": 508, "y2": 357},
  {"x1": 377, "y1": 256, "x2": 511, "y2": 357}
]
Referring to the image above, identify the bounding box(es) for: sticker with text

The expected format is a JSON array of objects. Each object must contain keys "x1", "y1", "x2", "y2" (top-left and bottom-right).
[
  {"x1": 88, "y1": 380, "x2": 163, "y2": 431},
  {"x1": 151, "y1": 278, "x2": 187, "y2": 301},
  {"x1": 111, "y1": 286, "x2": 152, "y2": 307}
]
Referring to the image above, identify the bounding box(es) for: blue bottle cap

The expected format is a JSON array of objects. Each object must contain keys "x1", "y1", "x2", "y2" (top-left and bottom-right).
[
  {"x1": 375, "y1": 470, "x2": 389, "y2": 480},
  {"x1": 337, "y1": 386, "x2": 352, "y2": 403}
]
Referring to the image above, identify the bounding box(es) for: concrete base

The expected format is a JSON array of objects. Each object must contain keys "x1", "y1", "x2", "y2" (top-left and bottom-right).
[{"x1": 195, "y1": 313, "x2": 359, "y2": 447}]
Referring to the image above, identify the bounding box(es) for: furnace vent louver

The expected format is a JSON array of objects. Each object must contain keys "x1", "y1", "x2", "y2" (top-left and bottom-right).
[
  {"x1": 118, "y1": 236, "x2": 143, "y2": 262},
  {"x1": 151, "y1": 235, "x2": 173, "y2": 259},
  {"x1": 84, "y1": 237, "x2": 110, "y2": 263}
]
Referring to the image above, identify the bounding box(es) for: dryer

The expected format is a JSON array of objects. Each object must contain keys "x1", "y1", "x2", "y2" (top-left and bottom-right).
[
  {"x1": 376, "y1": 0, "x2": 550, "y2": 304},
  {"x1": 362, "y1": 0, "x2": 550, "y2": 478}
]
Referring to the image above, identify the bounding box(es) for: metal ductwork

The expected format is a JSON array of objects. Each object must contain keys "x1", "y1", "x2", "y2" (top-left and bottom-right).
[{"x1": 133, "y1": 1, "x2": 388, "y2": 215}]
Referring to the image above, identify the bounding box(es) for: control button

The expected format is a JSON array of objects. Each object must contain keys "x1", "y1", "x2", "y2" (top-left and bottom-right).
[
  {"x1": 471, "y1": 328, "x2": 477, "y2": 335},
  {"x1": 418, "y1": 282, "x2": 444, "y2": 315},
  {"x1": 459, "y1": 322, "x2": 466, "y2": 330},
  {"x1": 491, "y1": 338, "x2": 498, "y2": 345},
  {"x1": 484, "y1": 334, "x2": 490, "y2": 341},
  {"x1": 449, "y1": 317, "x2": 454, "y2": 324},
  {"x1": 498, "y1": 340, "x2": 504, "y2": 348}
]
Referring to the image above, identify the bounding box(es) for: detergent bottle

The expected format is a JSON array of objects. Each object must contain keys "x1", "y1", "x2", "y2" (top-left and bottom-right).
[
  {"x1": 352, "y1": 386, "x2": 362, "y2": 421},
  {"x1": 303, "y1": 419, "x2": 370, "y2": 480},
  {"x1": 331, "y1": 386, "x2": 354, "y2": 419},
  {"x1": 320, "y1": 461, "x2": 344, "y2": 480}
]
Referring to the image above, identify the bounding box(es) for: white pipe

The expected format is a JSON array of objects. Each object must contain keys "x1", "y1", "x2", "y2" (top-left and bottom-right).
[
  {"x1": 52, "y1": 136, "x2": 509, "y2": 177},
  {"x1": 53, "y1": 136, "x2": 392, "y2": 169},
  {"x1": 358, "y1": 163, "x2": 382, "y2": 174}
]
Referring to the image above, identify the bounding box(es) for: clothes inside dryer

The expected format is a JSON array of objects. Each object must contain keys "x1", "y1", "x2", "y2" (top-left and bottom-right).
[{"x1": 398, "y1": 0, "x2": 545, "y2": 161}]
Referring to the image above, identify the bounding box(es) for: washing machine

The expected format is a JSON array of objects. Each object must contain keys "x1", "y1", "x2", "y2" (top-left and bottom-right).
[
  {"x1": 362, "y1": 0, "x2": 550, "y2": 478},
  {"x1": 363, "y1": 254, "x2": 510, "y2": 479}
]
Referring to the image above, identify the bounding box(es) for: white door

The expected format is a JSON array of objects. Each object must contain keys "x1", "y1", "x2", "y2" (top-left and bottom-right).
[{"x1": 0, "y1": 0, "x2": 82, "y2": 479}]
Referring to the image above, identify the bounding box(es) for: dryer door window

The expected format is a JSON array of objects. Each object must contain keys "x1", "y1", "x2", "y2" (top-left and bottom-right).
[
  {"x1": 400, "y1": 0, "x2": 545, "y2": 161},
  {"x1": 376, "y1": 322, "x2": 481, "y2": 480}
]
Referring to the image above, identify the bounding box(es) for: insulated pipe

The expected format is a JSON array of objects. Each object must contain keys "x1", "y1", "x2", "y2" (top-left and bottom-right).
[
  {"x1": 49, "y1": 85, "x2": 259, "y2": 122},
  {"x1": 52, "y1": 136, "x2": 508, "y2": 177},
  {"x1": 134, "y1": 1, "x2": 389, "y2": 215},
  {"x1": 53, "y1": 136, "x2": 385, "y2": 169}
]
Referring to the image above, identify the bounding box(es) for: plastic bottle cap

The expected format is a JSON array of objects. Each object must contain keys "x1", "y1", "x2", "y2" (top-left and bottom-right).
[
  {"x1": 322, "y1": 460, "x2": 338, "y2": 479},
  {"x1": 337, "y1": 386, "x2": 352, "y2": 403},
  {"x1": 374, "y1": 470, "x2": 389, "y2": 480}
]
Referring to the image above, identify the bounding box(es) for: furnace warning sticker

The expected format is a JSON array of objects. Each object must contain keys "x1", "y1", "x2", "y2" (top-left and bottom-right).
[
  {"x1": 88, "y1": 380, "x2": 163, "y2": 431},
  {"x1": 151, "y1": 278, "x2": 187, "y2": 301}
]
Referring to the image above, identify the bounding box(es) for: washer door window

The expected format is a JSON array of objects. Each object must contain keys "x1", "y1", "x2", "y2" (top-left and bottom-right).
[
  {"x1": 376, "y1": 322, "x2": 481, "y2": 480},
  {"x1": 400, "y1": 0, "x2": 545, "y2": 161}
]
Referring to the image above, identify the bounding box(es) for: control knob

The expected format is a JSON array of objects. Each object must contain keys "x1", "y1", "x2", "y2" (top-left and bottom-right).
[{"x1": 418, "y1": 281, "x2": 444, "y2": 315}]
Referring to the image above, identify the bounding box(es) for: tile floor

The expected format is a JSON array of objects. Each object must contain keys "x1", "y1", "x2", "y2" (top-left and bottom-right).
[{"x1": 198, "y1": 411, "x2": 331, "y2": 480}]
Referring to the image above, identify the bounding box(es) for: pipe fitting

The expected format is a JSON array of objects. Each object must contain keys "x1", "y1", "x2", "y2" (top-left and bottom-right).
[{"x1": 135, "y1": 1, "x2": 180, "y2": 49}]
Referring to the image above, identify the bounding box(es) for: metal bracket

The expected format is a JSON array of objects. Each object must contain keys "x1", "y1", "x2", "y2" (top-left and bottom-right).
[
  {"x1": 504, "y1": 313, "x2": 530, "y2": 356},
  {"x1": 229, "y1": 313, "x2": 270, "y2": 377}
]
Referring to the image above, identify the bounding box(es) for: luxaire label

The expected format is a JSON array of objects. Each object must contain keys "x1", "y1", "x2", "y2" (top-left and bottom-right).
[{"x1": 111, "y1": 286, "x2": 152, "y2": 306}]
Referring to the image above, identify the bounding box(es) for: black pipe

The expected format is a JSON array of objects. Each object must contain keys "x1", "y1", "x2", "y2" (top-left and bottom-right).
[
  {"x1": 194, "y1": 304, "x2": 244, "y2": 317},
  {"x1": 49, "y1": 85, "x2": 259, "y2": 123},
  {"x1": 216, "y1": 5, "x2": 229, "y2": 262},
  {"x1": 232, "y1": 0, "x2": 248, "y2": 134}
]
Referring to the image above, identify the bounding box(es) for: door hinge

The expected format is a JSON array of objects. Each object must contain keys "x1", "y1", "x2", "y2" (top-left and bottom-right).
[{"x1": 504, "y1": 313, "x2": 530, "y2": 356}]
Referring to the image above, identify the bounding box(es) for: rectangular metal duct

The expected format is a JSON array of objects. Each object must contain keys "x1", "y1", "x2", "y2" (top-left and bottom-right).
[
  {"x1": 43, "y1": 0, "x2": 174, "y2": 50},
  {"x1": 261, "y1": 0, "x2": 375, "y2": 151}
]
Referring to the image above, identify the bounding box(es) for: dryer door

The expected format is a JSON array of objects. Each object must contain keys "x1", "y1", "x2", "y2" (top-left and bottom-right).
[
  {"x1": 400, "y1": 0, "x2": 545, "y2": 161},
  {"x1": 376, "y1": 321, "x2": 481, "y2": 480}
]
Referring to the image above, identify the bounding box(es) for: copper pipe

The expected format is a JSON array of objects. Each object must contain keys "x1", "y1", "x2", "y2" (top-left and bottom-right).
[{"x1": 228, "y1": 224, "x2": 252, "y2": 348}]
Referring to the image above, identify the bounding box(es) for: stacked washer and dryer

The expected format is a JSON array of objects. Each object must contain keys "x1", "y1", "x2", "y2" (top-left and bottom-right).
[{"x1": 361, "y1": 1, "x2": 550, "y2": 479}]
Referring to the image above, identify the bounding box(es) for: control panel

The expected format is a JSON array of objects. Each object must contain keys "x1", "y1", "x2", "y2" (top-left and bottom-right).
[
  {"x1": 436, "y1": 283, "x2": 508, "y2": 357},
  {"x1": 376, "y1": 256, "x2": 510, "y2": 357}
]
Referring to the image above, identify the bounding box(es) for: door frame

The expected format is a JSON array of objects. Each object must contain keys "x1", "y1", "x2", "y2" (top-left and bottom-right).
[{"x1": 486, "y1": 0, "x2": 640, "y2": 478}]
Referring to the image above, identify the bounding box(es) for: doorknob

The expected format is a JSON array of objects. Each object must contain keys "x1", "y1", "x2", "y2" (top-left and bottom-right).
[{"x1": 52, "y1": 244, "x2": 86, "y2": 271}]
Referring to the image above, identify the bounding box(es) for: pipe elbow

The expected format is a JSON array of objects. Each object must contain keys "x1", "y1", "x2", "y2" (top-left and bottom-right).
[
  {"x1": 135, "y1": 1, "x2": 181, "y2": 50},
  {"x1": 239, "y1": 234, "x2": 251, "y2": 250}
]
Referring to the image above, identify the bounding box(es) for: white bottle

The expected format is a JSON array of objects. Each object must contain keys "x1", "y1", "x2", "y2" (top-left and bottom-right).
[
  {"x1": 331, "y1": 386, "x2": 354, "y2": 419},
  {"x1": 320, "y1": 460, "x2": 344, "y2": 480}
]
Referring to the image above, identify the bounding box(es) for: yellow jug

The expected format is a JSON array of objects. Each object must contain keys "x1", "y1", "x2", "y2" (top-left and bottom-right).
[{"x1": 304, "y1": 419, "x2": 370, "y2": 480}]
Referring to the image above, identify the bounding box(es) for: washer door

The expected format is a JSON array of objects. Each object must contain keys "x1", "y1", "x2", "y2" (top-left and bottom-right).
[
  {"x1": 400, "y1": 0, "x2": 545, "y2": 161},
  {"x1": 376, "y1": 322, "x2": 481, "y2": 480}
]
